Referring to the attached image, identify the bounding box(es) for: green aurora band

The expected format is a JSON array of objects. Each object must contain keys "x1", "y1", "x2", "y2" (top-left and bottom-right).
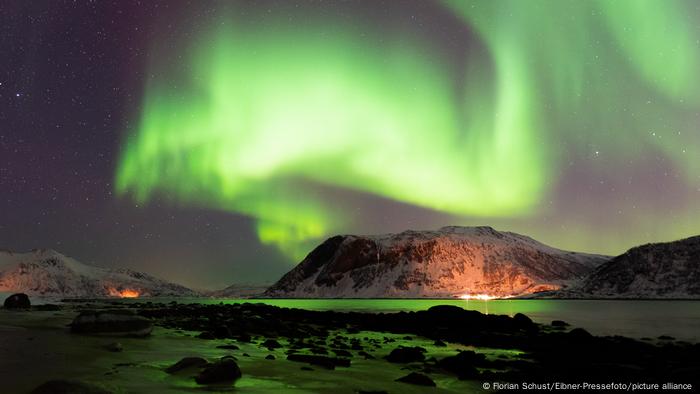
[{"x1": 116, "y1": 1, "x2": 700, "y2": 260}]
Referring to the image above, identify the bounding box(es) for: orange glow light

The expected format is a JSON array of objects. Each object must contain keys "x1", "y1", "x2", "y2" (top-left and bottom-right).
[{"x1": 107, "y1": 287, "x2": 140, "y2": 298}]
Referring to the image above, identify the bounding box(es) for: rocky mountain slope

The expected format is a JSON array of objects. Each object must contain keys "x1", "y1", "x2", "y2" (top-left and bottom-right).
[
  {"x1": 571, "y1": 236, "x2": 700, "y2": 298},
  {"x1": 0, "y1": 249, "x2": 197, "y2": 298},
  {"x1": 265, "y1": 226, "x2": 609, "y2": 298}
]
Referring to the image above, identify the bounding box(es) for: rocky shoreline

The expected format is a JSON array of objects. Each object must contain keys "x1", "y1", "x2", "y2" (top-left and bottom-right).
[
  {"x1": 2, "y1": 295, "x2": 699, "y2": 393},
  {"x1": 136, "y1": 301, "x2": 700, "y2": 384}
]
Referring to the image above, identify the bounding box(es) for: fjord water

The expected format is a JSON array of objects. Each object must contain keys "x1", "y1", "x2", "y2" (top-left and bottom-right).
[
  {"x1": 11, "y1": 292, "x2": 698, "y2": 342},
  {"x1": 184, "y1": 299, "x2": 700, "y2": 342}
]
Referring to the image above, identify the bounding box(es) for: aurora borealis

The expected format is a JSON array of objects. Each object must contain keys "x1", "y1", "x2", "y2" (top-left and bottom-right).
[
  {"x1": 3, "y1": 0, "x2": 700, "y2": 288},
  {"x1": 116, "y1": 0, "x2": 700, "y2": 261}
]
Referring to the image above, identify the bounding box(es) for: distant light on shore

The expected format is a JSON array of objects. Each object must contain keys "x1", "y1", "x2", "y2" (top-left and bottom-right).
[
  {"x1": 459, "y1": 294, "x2": 504, "y2": 301},
  {"x1": 107, "y1": 287, "x2": 140, "y2": 298}
]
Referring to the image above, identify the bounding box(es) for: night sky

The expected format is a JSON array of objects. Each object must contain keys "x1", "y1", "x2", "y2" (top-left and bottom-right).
[{"x1": 2, "y1": 0, "x2": 700, "y2": 290}]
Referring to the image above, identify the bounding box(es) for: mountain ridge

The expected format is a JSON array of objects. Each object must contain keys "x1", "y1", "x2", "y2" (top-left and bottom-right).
[
  {"x1": 265, "y1": 226, "x2": 610, "y2": 298},
  {"x1": 0, "y1": 249, "x2": 197, "y2": 298},
  {"x1": 564, "y1": 235, "x2": 700, "y2": 298}
]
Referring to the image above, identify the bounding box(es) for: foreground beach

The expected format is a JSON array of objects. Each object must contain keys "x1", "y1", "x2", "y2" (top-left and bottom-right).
[{"x1": 1, "y1": 300, "x2": 698, "y2": 393}]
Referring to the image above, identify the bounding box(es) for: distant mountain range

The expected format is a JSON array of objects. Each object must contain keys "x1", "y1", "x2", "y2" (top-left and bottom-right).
[
  {"x1": 265, "y1": 226, "x2": 609, "y2": 298},
  {"x1": 4, "y1": 227, "x2": 699, "y2": 300},
  {"x1": 0, "y1": 249, "x2": 198, "y2": 298},
  {"x1": 565, "y1": 236, "x2": 700, "y2": 298},
  {"x1": 208, "y1": 283, "x2": 270, "y2": 298}
]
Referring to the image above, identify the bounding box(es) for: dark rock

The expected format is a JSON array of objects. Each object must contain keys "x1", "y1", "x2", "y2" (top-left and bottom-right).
[
  {"x1": 104, "y1": 342, "x2": 123, "y2": 352},
  {"x1": 567, "y1": 328, "x2": 593, "y2": 344},
  {"x1": 262, "y1": 338, "x2": 282, "y2": 349},
  {"x1": 333, "y1": 349, "x2": 353, "y2": 357},
  {"x1": 236, "y1": 333, "x2": 252, "y2": 342},
  {"x1": 668, "y1": 366, "x2": 700, "y2": 382},
  {"x1": 437, "y1": 350, "x2": 483, "y2": 379},
  {"x1": 658, "y1": 335, "x2": 675, "y2": 340},
  {"x1": 242, "y1": 353, "x2": 250, "y2": 357},
  {"x1": 70, "y1": 310, "x2": 152, "y2": 337},
  {"x1": 4, "y1": 293, "x2": 30, "y2": 309},
  {"x1": 551, "y1": 320, "x2": 569, "y2": 327},
  {"x1": 395, "y1": 372, "x2": 436, "y2": 387},
  {"x1": 198, "y1": 331, "x2": 215, "y2": 340},
  {"x1": 358, "y1": 351, "x2": 375, "y2": 359},
  {"x1": 513, "y1": 313, "x2": 535, "y2": 330},
  {"x1": 166, "y1": 356, "x2": 209, "y2": 373},
  {"x1": 214, "y1": 325, "x2": 232, "y2": 339},
  {"x1": 265, "y1": 354, "x2": 275, "y2": 360},
  {"x1": 301, "y1": 366, "x2": 313, "y2": 371},
  {"x1": 310, "y1": 347, "x2": 328, "y2": 355},
  {"x1": 287, "y1": 354, "x2": 351, "y2": 369},
  {"x1": 31, "y1": 380, "x2": 111, "y2": 394},
  {"x1": 123, "y1": 297, "x2": 700, "y2": 385},
  {"x1": 195, "y1": 359, "x2": 242, "y2": 384},
  {"x1": 433, "y1": 340, "x2": 447, "y2": 347},
  {"x1": 385, "y1": 346, "x2": 426, "y2": 363}
]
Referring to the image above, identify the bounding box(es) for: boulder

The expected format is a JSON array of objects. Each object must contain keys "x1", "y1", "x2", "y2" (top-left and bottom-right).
[
  {"x1": 213, "y1": 325, "x2": 232, "y2": 339},
  {"x1": 70, "y1": 310, "x2": 152, "y2": 337},
  {"x1": 197, "y1": 331, "x2": 215, "y2": 340},
  {"x1": 166, "y1": 356, "x2": 209, "y2": 373},
  {"x1": 262, "y1": 338, "x2": 282, "y2": 349},
  {"x1": 4, "y1": 293, "x2": 30, "y2": 309},
  {"x1": 31, "y1": 380, "x2": 111, "y2": 394},
  {"x1": 195, "y1": 359, "x2": 242, "y2": 385},
  {"x1": 333, "y1": 349, "x2": 352, "y2": 358},
  {"x1": 385, "y1": 346, "x2": 426, "y2": 363},
  {"x1": 395, "y1": 372, "x2": 437, "y2": 387},
  {"x1": 512, "y1": 313, "x2": 536, "y2": 330},
  {"x1": 358, "y1": 351, "x2": 375, "y2": 359},
  {"x1": 551, "y1": 320, "x2": 569, "y2": 327},
  {"x1": 567, "y1": 328, "x2": 593, "y2": 344},
  {"x1": 438, "y1": 350, "x2": 484, "y2": 379}
]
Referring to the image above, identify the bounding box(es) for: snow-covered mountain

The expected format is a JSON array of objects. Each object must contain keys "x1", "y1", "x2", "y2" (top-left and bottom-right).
[
  {"x1": 264, "y1": 226, "x2": 609, "y2": 298},
  {"x1": 0, "y1": 249, "x2": 197, "y2": 298},
  {"x1": 208, "y1": 283, "x2": 271, "y2": 298},
  {"x1": 571, "y1": 236, "x2": 700, "y2": 298}
]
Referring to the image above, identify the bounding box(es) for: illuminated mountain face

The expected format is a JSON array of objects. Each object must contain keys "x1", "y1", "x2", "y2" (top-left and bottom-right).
[{"x1": 264, "y1": 226, "x2": 609, "y2": 298}]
